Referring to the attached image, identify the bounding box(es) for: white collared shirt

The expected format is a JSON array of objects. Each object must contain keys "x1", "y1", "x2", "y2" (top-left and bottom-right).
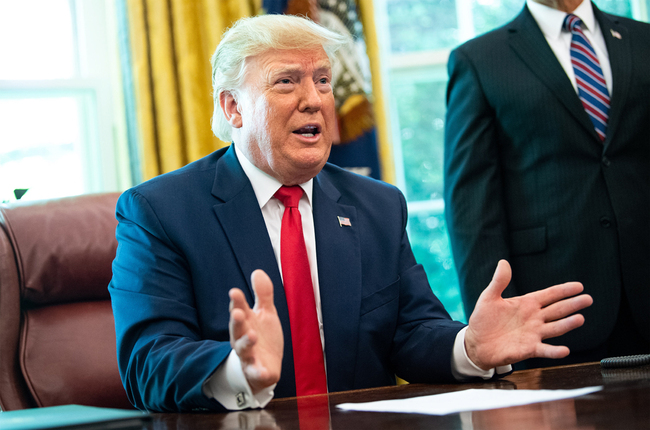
[{"x1": 526, "y1": 0, "x2": 613, "y2": 95}]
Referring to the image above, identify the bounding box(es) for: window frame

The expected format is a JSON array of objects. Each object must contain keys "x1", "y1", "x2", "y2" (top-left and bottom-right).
[{"x1": 0, "y1": 0, "x2": 131, "y2": 200}]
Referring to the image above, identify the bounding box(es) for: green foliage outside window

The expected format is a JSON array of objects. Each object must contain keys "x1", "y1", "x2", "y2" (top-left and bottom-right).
[
  {"x1": 392, "y1": 79, "x2": 447, "y2": 203},
  {"x1": 387, "y1": 0, "x2": 459, "y2": 52}
]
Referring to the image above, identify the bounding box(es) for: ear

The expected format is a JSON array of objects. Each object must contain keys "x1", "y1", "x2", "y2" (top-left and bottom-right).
[{"x1": 220, "y1": 91, "x2": 243, "y2": 129}]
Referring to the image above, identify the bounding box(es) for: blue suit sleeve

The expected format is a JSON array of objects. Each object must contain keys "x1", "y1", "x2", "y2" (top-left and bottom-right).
[
  {"x1": 109, "y1": 189, "x2": 231, "y2": 412},
  {"x1": 388, "y1": 190, "x2": 467, "y2": 383}
]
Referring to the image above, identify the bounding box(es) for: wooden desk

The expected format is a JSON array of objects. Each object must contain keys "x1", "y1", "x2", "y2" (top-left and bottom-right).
[{"x1": 151, "y1": 363, "x2": 649, "y2": 429}]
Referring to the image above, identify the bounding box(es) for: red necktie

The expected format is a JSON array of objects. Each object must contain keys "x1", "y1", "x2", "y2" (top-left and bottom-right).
[{"x1": 274, "y1": 186, "x2": 327, "y2": 396}]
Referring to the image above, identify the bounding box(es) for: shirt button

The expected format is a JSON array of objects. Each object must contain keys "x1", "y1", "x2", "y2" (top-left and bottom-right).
[{"x1": 600, "y1": 217, "x2": 612, "y2": 228}]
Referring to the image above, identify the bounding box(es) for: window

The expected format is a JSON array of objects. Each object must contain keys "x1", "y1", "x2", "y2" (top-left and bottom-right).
[
  {"x1": 0, "y1": 0, "x2": 130, "y2": 202},
  {"x1": 375, "y1": 0, "x2": 649, "y2": 322}
]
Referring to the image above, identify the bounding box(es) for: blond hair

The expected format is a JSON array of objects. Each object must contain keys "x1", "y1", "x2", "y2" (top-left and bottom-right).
[{"x1": 210, "y1": 14, "x2": 347, "y2": 141}]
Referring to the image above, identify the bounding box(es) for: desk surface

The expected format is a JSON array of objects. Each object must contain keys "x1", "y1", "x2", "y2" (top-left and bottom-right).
[{"x1": 151, "y1": 362, "x2": 649, "y2": 429}]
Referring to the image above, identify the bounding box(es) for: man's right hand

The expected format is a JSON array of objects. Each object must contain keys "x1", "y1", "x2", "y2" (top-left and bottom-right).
[{"x1": 229, "y1": 269, "x2": 284, "y2": 393}]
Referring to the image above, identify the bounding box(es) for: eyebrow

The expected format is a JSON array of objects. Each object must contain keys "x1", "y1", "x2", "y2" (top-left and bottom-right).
[{"x1": 270, "y1": 62, "x2": 332, "y2": 78}]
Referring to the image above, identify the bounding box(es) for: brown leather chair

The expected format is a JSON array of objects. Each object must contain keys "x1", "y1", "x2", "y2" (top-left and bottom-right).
[{"x1": 0, "y1": 193, "x2": 133, "y2": 411}]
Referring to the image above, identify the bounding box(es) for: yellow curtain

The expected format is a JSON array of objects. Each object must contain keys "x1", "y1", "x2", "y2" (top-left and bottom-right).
[
  {"x1": 126, "y1": 0, "x2": 260, "y2": 181},
  {"x1": 357, "y1": 0, "x2": 395, "y2": 185}
]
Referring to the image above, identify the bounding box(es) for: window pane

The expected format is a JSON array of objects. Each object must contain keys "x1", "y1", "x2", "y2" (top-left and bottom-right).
[
  {"x1": 408, "y1": 211, "x2": 465, "y2": 322},
  {"x1": 593, "y1": 0, "x2": 633, "y2": 17},
  {"x1": 391, "y1": 77, "x2": 447, "y2": 202},
  {"x1": 0, "y1": 0, "x2": 76, "y2": 79},
  {"x1": 0, "y1": 97, "x2": 84, "y2": 201},
  {"x1": 471, "y1": 0, "x2": 523, "y2": 37},
  {"x1": 386, "y1": 0, "x2": 459, "y2": 52}
]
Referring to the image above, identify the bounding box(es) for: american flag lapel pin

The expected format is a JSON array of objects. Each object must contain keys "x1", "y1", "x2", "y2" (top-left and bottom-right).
[
  {"x1": 610, "y1": 29, "x2": 622, "y2": 39},
  {"x1": 337, "y1": 216, "x2": 352, "y2": 227}
]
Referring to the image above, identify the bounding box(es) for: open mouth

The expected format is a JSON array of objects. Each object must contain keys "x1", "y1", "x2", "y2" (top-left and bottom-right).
[{"x1": 293, "y1": 125, "x2": 321, "y2": 138}]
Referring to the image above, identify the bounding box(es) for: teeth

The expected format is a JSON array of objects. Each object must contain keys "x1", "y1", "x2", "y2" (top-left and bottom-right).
[{"x1": 301, "y1": 133, "x2": 315, "y2": 137}]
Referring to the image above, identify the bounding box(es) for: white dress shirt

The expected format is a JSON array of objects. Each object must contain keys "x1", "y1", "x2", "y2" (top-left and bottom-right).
[
  {"x1": 526, "y1": 0, "x2": 613, "y2": 95},
  {"x1": 203, "y1": 144, "x2": 509, "y2": 410}
]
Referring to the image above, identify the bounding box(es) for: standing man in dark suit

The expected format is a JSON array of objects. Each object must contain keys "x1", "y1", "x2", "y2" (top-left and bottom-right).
[
  {"x1": 109, "y1": 14, "x2": 592, "y2": 412},
  {"x1": 444, "y1": 0, "x2": 649, "y2": 368}
]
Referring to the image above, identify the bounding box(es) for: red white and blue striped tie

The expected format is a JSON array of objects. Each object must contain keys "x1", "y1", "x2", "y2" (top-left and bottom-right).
[{"x1": 563, "y1": 14, "x2": 610, "y2": 141}]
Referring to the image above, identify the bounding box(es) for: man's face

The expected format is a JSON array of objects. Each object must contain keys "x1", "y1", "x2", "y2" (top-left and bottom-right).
[{"x1": 227, "y1": 47, "x2": 336, "y2": 185}]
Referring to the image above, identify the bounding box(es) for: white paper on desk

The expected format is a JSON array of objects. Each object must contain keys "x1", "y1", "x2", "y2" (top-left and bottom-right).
[{"x1": 337, "y1": 386, "x2": 603, "y2": 416}]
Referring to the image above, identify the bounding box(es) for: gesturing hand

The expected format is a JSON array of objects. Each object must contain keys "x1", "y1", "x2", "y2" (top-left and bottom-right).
[
  {"x1": 229, "y1": 269, "x2": 284, "y2": 393},
  {"x1": 465, "y1": 260, "x2": 593, "y2": 370}
]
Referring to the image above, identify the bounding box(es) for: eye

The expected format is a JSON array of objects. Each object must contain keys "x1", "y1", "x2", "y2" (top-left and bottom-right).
[
  {"x1": 277, "y1": 78, "x2": 292, "y2": 84},
  {"x1": 318, "y1": 77, "x2": 329, "y2": 84}
]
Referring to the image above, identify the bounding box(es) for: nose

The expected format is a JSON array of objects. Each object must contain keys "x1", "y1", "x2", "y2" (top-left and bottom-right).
[{"x1": 298, "y1": 80, "x2": 323, "y2": 113}]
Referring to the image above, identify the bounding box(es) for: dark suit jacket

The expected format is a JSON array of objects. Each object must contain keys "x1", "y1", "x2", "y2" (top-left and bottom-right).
[
  {"x1": 444, "y1": 3, "x2": 649, "y2": 354},
  {"x1": 109, "y1": 144, "x2": 465, "y2": 412}
]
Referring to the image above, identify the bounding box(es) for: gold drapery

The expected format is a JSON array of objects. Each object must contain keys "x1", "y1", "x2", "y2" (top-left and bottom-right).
[
  {"x1": 125, "y1": 0, "x2": 260, "y2": 181},
  {"x1": 357, "y1": 0, "x2": 395, "y2": 185}
]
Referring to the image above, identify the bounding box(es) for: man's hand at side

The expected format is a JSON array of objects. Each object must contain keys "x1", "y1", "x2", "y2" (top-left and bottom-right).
[
  {"x1": 465, "y1": 260, "x2": 593, "y2": 370},
  {"x1": 229, "y1": 269, "x2": 284, "y2": 393}
]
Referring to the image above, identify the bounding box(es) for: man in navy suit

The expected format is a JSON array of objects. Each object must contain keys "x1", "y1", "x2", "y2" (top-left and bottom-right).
[
  {"x1": 109, "y1": 14, "x2": 592, "y2": 412},
  {"x1": 444, "y1": 0, "x2": 649, "y2": 368}
]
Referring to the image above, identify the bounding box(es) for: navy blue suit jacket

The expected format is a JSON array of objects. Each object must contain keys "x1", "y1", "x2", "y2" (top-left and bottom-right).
[
  {"x1": 109, "y1": 145, "x2": 465, "y2": 412},
  {"x1": 444, "y1": 3, "x2": 649, "y2": 353}
]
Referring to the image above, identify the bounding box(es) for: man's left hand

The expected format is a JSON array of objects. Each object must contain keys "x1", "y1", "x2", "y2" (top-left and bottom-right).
[{"x1": 465, "y1": 260, "x2": 593, "y2": 370}]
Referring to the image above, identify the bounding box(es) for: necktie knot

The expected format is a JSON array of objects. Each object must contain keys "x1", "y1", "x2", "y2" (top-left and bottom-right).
[
  {"x1": 275, "y1": 186, "x2": 303, "y2": 209},
  {"x1": 563, "y1": 14, "x2": 583, "y2": 33}
]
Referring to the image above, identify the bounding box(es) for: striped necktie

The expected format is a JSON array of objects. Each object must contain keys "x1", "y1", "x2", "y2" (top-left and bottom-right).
[{"x1": 563, "y1": 14, "x2": 610, "y2": 141}]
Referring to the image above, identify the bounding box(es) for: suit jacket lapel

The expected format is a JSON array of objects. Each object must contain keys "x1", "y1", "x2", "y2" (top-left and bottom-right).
[
  {"x1": 210, "y1": 145, "x2": 297, "y2": 395},
  {"x1": 312, "y1": 171, "x2": 361, "y2": 392},
  {"x1": 507, "y1": 6, "x2": 600, "y2": 140},
  {"x1": 594, "y1": 5, "x2": 631, "y2": 149},
  {"x1": 211, "y1": 146, "x2": 282, "y2": 296}
]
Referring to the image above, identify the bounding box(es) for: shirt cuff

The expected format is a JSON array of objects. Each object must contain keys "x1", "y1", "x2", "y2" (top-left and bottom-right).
[
  {"x1": 202, "y1": 350, "x2": 276, "y2": 410},
  {"x1": 451, "y1": 326, "x2": 512, "y2": 380}
]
